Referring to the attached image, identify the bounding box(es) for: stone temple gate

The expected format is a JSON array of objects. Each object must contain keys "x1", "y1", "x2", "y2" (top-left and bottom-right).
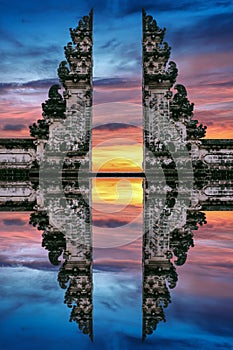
[{"x1": 0, "y1": 10, "x2": 233, "y2": 340}]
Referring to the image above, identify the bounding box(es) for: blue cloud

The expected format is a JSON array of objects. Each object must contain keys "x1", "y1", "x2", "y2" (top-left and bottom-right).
[
  {"x1": 2, "y1": 124, "x2": 26, "y2": 131},
  {"x1": 3, "y1": 218, "x2": 26, "y2": 225},
  {"x1": 93, "y1": 122, "x2": 139, "y2": 131},
  {"x1": 93, "y1": 219, "x2": 130, "y2": 228},
  {"x1": 0, "y1": 79, "x2": 59, "y2": 95},
  {"x1": 170, "y1": 12, "x2": 233, "y2": 53},
  {"x1": 94, "y1": 77, "x2": 140, "y2": 87},
  {"x1": 99, "y1": 38, "x2": 120, "y2": 50}
]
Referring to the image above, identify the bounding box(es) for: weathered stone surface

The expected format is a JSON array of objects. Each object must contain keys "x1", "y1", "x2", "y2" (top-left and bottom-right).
[{"x1": 142, "y1": 10, "x2": 233, "y2": 340}]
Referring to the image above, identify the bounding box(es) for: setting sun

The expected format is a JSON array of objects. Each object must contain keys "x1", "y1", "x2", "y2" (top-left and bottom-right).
[{"x1": 92, "y1": 143, "x2": 143, "y2": 172}]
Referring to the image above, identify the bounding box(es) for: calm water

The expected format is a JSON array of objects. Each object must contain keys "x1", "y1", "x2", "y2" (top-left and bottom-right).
[{"x1": 0, "y1": 188, "x2": 232, "y2": 350}]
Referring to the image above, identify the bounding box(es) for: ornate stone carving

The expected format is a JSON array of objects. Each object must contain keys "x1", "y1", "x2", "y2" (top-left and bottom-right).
[
  {"x1": 186, "y1": 120, "x2": 207, "y2": 139},
  {"x1": 29, "y1": 85, "x2": 66, "y2": 139},
  {"x1": 142, "y1": 201, "x2": 207, "y2": 339},
  {"x1": 42, "y1": 84, "x2": 66, "y2": 119},
  {"x1": 29, "y1": 119, "x2": 50, "y2": 139},
  {"x1": 170, "y1": 84, "x2": 194, "y2": 120},
  {"x1": 29, "y1": 211, "x2": 49, "y2": 230},
  {"x1": 60, "y1": 10, "x2": 93, "y2": 85},
  {"x1": 142, "y1": 11, "x2": 210, "y2": 339},
  {"x1": 57, "y1": 61, "x2": 70, "y2": 83},
  {"x1": 143, "y1": 9, "x2": 177, "y2": 87},
  {"x1": 29, "y1": 183, "x2": 93, "y2": 339}
]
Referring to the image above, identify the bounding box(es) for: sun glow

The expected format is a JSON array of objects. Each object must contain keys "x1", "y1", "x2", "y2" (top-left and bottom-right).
[
  {"x1": 92, "y1": 178, "x2": 143, "y2": 207},
  {"x1": 92, "y1": 144, "x2": 143, "y2": 172}
]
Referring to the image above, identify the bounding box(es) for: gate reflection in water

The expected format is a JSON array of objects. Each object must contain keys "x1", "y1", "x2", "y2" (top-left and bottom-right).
[{"x1": 0, "y1": 178, "x2": 232, "y2": 349}]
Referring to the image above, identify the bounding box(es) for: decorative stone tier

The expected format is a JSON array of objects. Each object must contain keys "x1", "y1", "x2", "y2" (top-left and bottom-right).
[{"x1": 0, "y1": 138, "x2": 36, "y2": 168}]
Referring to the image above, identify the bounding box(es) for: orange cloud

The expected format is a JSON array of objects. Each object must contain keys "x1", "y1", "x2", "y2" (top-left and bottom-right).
[
  {"x1": 0, "y1": 104, "x2": 41, "y2": 137},
  {"x1": 0, "y1": 212, "x2": 40, "y2": 240},
  {"x1": 92, "y1": 125, "x2": 142, "y2": 147},
  {"x1": 92, "y1": 145, "x2": 143, "y2": 172},
  {"x1": 92, "y1": 178, "x2": 143, "y2": 207},
  {"x1": 92, "y1": 178, "x2": 143, "y2": 248},
  {"x1": 94, "y1": 83, "x2": 142, "y2": 105},
  {"x1": 173, "y1": 51, "x2": 233, "y2": 139}
]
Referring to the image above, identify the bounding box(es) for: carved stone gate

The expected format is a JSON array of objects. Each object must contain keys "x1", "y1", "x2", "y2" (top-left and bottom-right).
[{"x1": 0, "y1": 9, "x2": 232, "y2": 341}]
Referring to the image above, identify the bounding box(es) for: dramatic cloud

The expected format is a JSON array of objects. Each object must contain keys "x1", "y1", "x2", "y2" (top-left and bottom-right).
[
  {"x1": 94, "y1": 77, "x2": 140, "y2": 89},
  {"x1": 0, "y1": 79, "x2": 59, "y2": 94},
  {"x1": 93, "y1": 122, "x2": 138, "y2": 131},
  {"x1": 0, "y1": 1, "x2": 232, "y2": 139},
  {"x1": 93, "y1": 218, "x2": 130, "y2": 228},
  {"x1": 170, "y1": 12, "x2": 233, "y2": 53},
  {"x1": 3, "y1": 218, "x2": 26, "y2": 226},
  {"x1": 99, "y1": 38, "x2": 120, "y2": 50},
  {"x1": 2, "y1": 124, "x2": 26, "y2": 131},
  {"x1": 120, "y1": 0, "x2": 218, "y2": 15}
]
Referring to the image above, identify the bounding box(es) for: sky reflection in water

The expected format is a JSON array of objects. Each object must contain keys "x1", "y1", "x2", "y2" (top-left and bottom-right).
[{"x1": 0, "y1": 208, "x2": 232, "y2": 350}]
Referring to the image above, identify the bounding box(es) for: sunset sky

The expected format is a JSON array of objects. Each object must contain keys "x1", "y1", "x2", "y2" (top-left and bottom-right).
[{"x1": 0, "y1": 0, "x2": 232, "y2": 148}]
